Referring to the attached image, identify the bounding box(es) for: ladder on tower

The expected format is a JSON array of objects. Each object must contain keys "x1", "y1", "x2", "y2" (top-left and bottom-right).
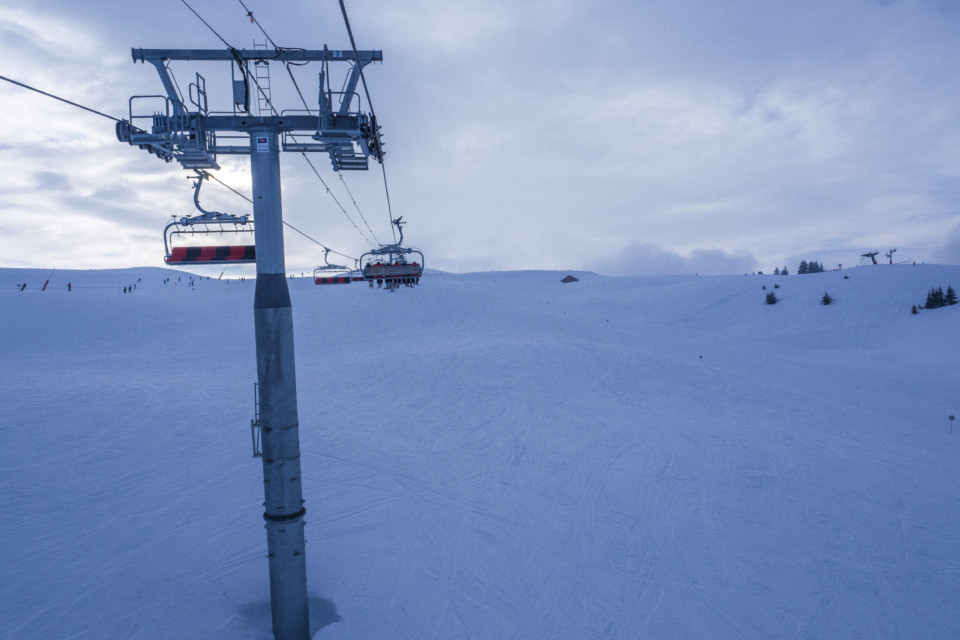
[{"x1": 253, "y1": 42, "x2": 272, "y2": 116}]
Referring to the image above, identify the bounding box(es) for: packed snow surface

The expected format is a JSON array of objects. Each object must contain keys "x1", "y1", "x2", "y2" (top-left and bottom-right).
[{"x1": 2, "y1": 265, "x2": 959, "y2": 639}]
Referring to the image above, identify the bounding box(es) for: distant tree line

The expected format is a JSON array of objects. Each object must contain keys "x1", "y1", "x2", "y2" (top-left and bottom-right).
[
  {"x1": 923, "y1": 286, "x2": 957, "y2": 309},
  {"x1": 798, "y1": 260, "x2": 825, "y2": 274},
  {"x1": 771, "y1": 260, "x2": 827, "y2": 275}
]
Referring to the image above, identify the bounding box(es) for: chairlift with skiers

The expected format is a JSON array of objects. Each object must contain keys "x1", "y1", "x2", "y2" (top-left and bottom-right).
[{"x1": 359, "y1": 217, "x2": 424, "y2": 291}]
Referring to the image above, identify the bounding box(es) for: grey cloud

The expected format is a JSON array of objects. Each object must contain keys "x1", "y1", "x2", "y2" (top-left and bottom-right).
[
  {"x1": 586, "y1": 242, "x2": 759, "y2": 277},
  {"x1": 32, "y1": 170, "x2": 71, "y2": 191},
  {"x1": 938, "y1": 224, "x2": 960, "y2": 264}
]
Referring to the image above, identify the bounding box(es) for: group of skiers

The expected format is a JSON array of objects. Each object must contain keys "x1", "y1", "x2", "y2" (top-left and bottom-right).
[{"x1": 365, "y1": 261, "x2": 421, "y2": 289}]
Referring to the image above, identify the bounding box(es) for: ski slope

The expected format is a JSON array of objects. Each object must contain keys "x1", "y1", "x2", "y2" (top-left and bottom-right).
[{"x1": 1, "y1": 264, "x2": 958, "y2": 639}]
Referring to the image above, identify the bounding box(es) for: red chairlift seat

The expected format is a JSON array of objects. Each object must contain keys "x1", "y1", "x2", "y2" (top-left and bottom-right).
[
  {"x1": 314, "y1": 275, "x2": 364, "y2": 285},
  {"x1": 165, "y1": 245, "x2": 256, "y2": 264}
]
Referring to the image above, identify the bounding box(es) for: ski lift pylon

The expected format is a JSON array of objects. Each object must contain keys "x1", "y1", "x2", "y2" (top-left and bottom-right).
[{"x1": 163, "y1": 170, "x2": 256, "y2": 265}]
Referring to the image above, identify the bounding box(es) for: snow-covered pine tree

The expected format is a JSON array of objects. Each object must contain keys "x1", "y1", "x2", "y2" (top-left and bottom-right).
[{"x1": 925, "y1": 287, "x2": 945, "y2": 308}]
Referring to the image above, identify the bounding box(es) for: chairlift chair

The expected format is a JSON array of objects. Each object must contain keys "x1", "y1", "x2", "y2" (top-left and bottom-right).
[
  {"x1": 314, "y1": 247, "x2": 362, "y2": 284},
  {"x1": 163, "y1": 170, "x2": 256, "y2": 265},
  {"x1": 359, "y1": 217, "x2": 424, "y2": 291}
]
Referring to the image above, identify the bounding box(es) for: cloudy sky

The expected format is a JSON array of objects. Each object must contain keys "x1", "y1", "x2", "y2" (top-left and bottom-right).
[{"x1": 2, "y1": 0, "x2": 960, "y2": 275}]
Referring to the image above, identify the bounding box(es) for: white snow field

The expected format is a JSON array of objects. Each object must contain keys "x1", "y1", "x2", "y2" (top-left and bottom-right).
[{"x1": 2, "y1": 264, "x2": 959, "y2": 639}]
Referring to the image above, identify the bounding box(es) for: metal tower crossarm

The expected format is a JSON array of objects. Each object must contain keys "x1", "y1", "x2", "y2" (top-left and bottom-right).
[
  {"x1": 131, "y1": 47, "x2": 381, "y2": 116},
  {"x1": 132, "y1": 47, "x2": 382, "y2": 63},
  {"x1": 119, "y1": 46, "x2": 384, "y2": 171}
]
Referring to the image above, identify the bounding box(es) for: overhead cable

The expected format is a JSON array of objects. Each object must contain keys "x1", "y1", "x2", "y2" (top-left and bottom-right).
[
  {"x1": 232, "y1": 0, "x2": 380, "y2": 246},
  {"x1": 0, "y1": 74, "x2": 121, "y2": 122},
  {"x1": 204, "y1": 171, "x2": 357, "y2": 261},
  {"x1": 179, "y1": 0, "x2": 377, "y2": 249},
  {"x1": 179, "y1": 0, "x2": 233, "y2": 48},
  {"x1": 337, "y1": 0, "x2": 396, "y2": 242}
]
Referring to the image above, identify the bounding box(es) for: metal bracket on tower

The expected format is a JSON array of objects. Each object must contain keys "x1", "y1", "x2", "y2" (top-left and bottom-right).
[
  {"x1": 251, "y1": 382, "x2": 262, "y2": 458},
  {"x1": 117, "y1": 65, "x2": 220, "y2": 170},
  {"x1": 304, "y1": 46, "x2": 383, "y2": 170}
]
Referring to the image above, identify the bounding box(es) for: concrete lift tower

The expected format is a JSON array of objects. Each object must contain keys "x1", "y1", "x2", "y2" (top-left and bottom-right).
[{"x1": 117, "y1": 45, "x2": 384, "y2": 640}]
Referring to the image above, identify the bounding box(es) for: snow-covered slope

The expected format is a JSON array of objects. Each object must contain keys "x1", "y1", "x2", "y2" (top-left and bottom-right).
[{"x1": 2, "y1": 265, "x2": 958, "y2": 639}]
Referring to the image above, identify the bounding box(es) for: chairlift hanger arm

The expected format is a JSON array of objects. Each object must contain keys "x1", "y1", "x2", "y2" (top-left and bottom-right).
[
  {"x1": 192, "y1": 171, "x2": 214, "y2": 215},
  {"x1": 314, "y1": 247, "x2": 349, "y2": 272},
  {"x1": 190, "y1": 170, "x2": 244, "y2": 221},
  {"x1": 322, "y1": 247, "x2": 346, "y2": 269},
  {"x1": 392, "y1": 217, "x2": 405, "y2": 245}
]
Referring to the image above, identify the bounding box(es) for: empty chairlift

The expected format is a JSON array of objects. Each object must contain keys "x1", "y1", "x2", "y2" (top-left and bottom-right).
[
  {"x1": 314, "y1": 247, "x2": 362, "y2": 284},
  {"x1": 164, "y1": 171, "x2": 256, "y2": 265}
]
